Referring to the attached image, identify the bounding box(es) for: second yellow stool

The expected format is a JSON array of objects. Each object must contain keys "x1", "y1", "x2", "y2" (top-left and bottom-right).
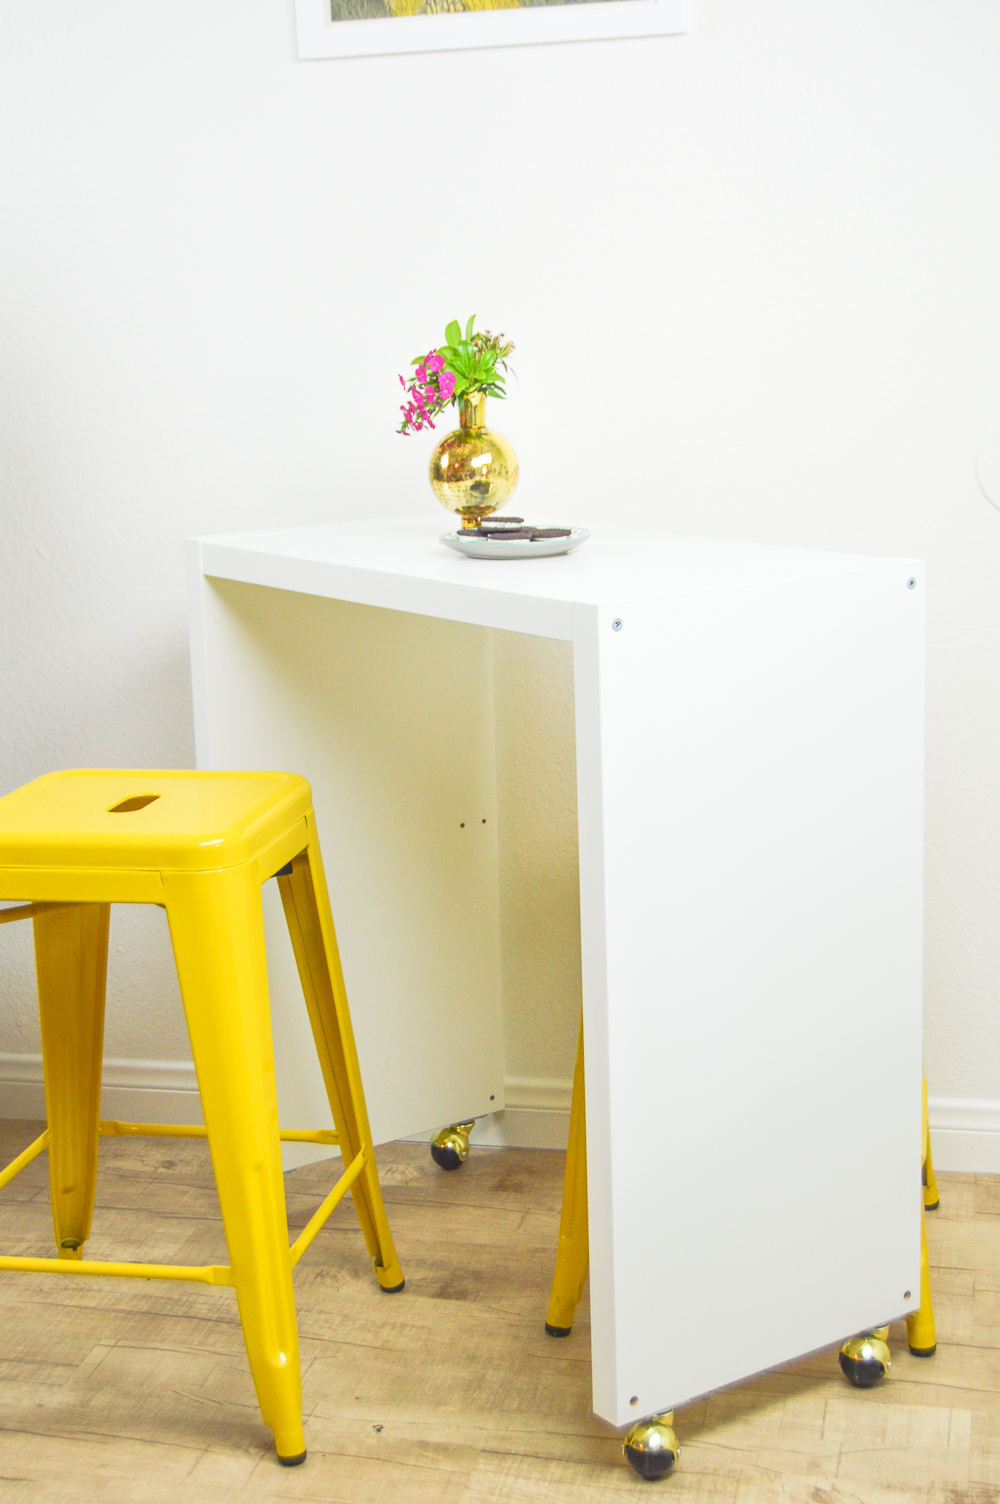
[{"x1": 0, "y1": 768, "x2": 404, "y2": 1466}]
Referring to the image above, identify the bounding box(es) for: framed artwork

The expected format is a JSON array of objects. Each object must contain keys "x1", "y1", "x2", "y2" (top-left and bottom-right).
[{"x1": 295, "y1": 0, "x2": 687, "y2": 60}]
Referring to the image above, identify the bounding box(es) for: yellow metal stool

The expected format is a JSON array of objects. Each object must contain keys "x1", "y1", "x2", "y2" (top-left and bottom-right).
[
  {"x1": 0, "y1": 769, "x2": 404, "y2": 1467},
  {"x1": 543, "y1": 1016, "x2": 938, "y2": 1480}
]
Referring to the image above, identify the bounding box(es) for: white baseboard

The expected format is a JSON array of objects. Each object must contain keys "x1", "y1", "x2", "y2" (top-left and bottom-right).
[
  {"x1": 0, "y1": 1054, "x2": 203, "y2": 1127},
  {"x1": 423, "y1": 1086, "x2": 1000, "y2": 1171},
  {"x1": 405, "y1": 1075, "x2": 574, "y2": 1152},
  {"x1": 0, "y1": 1057, "x2": 577, "y2": 1152},
  {"x1": 928, "y1": 1098, "x2": 1000, "y2": 1173},
  {"x1": 471, "y1": 1075, "x2": 572, "y2": 1149},
  {"x1": 503, "y1": 1077, "x2": 574, "y2": 1114},
  {"x1": 471, "y1": 1107, "x2": 570, "y2": 1150},
  {"x1": 4, "y1": 1058, "x2": 995, "y2": 1174}
]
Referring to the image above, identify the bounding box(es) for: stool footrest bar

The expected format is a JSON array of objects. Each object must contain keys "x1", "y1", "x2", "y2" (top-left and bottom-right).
[
  {"x1": 0, "y1": 902, "x2": 73, "y2": 926},
  {"x1": 290, "y1": 1148, "x2": 367, "y2": 1266},
  {"x1": 96, "y1": 1121, "x2": 338, "y2": 1145},
  {"x1": 0, "y1": 1254, "x2": 233, "y2": 1285},
  {"x1": 0, "y1": 1131, "x2": 50, "y2": 1192},
  {"x1": 99, "y1": 1121, "x2": 208, "y2": 1139}
]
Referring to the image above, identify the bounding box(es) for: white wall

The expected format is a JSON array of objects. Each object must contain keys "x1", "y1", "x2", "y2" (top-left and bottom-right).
[{"x1": 1, "y1": 0, "x2": 998, "y2": 1163}]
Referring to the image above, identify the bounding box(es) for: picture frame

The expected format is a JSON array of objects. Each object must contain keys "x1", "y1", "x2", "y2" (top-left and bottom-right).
[{"x1": 295, "y1": 0, "x2": 687, "y2": 61}]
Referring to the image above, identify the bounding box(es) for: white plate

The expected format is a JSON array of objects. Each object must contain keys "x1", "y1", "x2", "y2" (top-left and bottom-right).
[{"x1": 441, "y1": 527, "x2": 591, "y2": 560}]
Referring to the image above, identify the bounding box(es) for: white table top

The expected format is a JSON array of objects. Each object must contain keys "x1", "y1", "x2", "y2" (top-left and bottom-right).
[{"x1": 193, "y1": 513, "x2": 899, "y2": 640}]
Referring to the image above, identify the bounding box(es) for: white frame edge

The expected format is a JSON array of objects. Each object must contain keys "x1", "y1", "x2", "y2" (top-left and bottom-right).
[{"x1": 295, "y1": 0, "x2": 686, "y2": 60}]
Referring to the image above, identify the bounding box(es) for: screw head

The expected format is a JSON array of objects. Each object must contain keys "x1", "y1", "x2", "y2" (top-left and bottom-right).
[
  {"x1": 907, "y1": 578, "x2": 916, "y2": 590},
  {"x1": 612, "y1": 618, "x2": 623, "y2": 631}
]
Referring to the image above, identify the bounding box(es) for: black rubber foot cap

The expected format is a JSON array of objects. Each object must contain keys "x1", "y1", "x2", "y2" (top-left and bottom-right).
[
  {"x1": 909, "y1": 1343, "x2": 937, "y2": 1357},
  {"x1": 379, "y1": 1278, "x2": 405, "y2": 1294},
  {"x1": 624, "y1": 1443, "x2": 677, "y2": 1481},
  {"x1": 277, "y1": 1450, "x2": 307, "y2": 1467},
  {"x1": 544, "y1": 1322, "x2": 572, "y2": 1338},
  {"x1": 924, "y1": 1199, "x2": 940, "y2": 1211}
]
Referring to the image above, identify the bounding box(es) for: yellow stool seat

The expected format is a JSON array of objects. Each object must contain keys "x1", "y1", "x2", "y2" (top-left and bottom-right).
[
  {"x1": 0, "y1": 768, "x2": 404, "y2": 1466},
  {"x1": 0, "y1": 768, "x2": 309, "y2": 871}
]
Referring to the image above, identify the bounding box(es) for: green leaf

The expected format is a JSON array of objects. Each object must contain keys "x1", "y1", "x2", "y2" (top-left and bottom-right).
[
  {"x1": 445, "y1": 320, "x2": 462, "y2": 348},
  {"x1": 465, "y1": 314, "x2": 476, "y2": 340}
]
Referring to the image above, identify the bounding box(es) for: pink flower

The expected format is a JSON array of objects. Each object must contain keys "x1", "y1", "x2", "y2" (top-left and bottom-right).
[
  {"x1": 414, "y1": 391, "x2": 436, "y2": 427},
  {"x1": 397, "y1": 348, "x2": 459, "y2": 435}
]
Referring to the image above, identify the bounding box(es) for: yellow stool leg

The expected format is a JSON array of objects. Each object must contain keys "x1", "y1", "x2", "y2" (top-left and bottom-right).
[
  {"x1": 905, "y1": 1202, "x2": 936, "y2": 1356},
  {"x1": 33, "y1": 903, "x2": 109, "y2": 1260},
  {"x1": 907, "y1": 1077, "x2": 937, "y2": 1356},
  {"x1": 277, "y1": 836, "x2": 404, "y2": 1292},
  {"x1": 545, "y1": 1013, "x2": 589, "y2": 1336},
  {"x1": 165, "y1": 867, "x2": 306, "y2": 1465},
  {"x1": 923, "y1": 1133, "x2": 940, "y2": 1211},
  {"x1": 922, "y1": 1076, "x2": 939, "y2": 1211}
]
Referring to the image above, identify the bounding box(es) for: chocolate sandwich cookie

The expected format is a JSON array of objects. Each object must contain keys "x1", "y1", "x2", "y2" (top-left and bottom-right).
[{"x1": 460, "y1": 521, "x2": 574, "y2": 542}]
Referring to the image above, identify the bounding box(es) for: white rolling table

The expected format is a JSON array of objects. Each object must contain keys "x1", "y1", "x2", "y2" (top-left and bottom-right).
[{"x1": 186, "y1": 512, "x2": 924, "y2": 1428}]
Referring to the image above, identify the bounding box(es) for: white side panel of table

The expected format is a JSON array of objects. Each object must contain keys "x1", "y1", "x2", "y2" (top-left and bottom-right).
[
  {"x1": 188, "y1": 568, "x2": 505, "y2": 1165},
  {"x1": 573, "y1": 564, "x2": 924, "y2": 1424}
]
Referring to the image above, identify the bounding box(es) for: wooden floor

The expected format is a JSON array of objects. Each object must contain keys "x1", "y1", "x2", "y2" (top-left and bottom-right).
[{"x1": 0, "y1": 1121, "x2": 995, "y2": 1503}]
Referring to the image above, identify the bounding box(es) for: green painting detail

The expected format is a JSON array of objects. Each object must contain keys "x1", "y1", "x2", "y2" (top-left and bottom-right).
[{"x1": 331, "y1": 0, "x2": 603, "y2": 19}]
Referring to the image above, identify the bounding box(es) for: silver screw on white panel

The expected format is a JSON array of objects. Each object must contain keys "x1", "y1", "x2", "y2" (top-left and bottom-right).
[{"x1": 612, "y1": 619, "x2": 623, "y2": 631}]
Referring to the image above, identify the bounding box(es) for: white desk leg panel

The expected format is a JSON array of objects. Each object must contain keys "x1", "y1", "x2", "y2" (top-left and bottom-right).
[
  {"x1": 573, "y1": 564, "x2": 924, "y2": 1426},
  {"x1": 188, "y1": 574, "x2": 504, "y2": 1166}
]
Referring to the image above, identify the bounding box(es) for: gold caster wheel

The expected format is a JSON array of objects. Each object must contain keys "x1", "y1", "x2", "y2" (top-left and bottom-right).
[
  {"x1": 430, "y1": 1122, "x2": 475, "y2": 1171},
  {"x1": 623, "y1": 1413, "x2": 679, "y2": 1481},
  {"x1": 839, "y1": 1327, "x2": 891, "y2": 1388}
]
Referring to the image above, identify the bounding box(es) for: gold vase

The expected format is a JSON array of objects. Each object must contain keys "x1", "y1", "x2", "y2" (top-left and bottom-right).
[{"x1": 429, "y1": 392, "x2": 519, "y2": 529}]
